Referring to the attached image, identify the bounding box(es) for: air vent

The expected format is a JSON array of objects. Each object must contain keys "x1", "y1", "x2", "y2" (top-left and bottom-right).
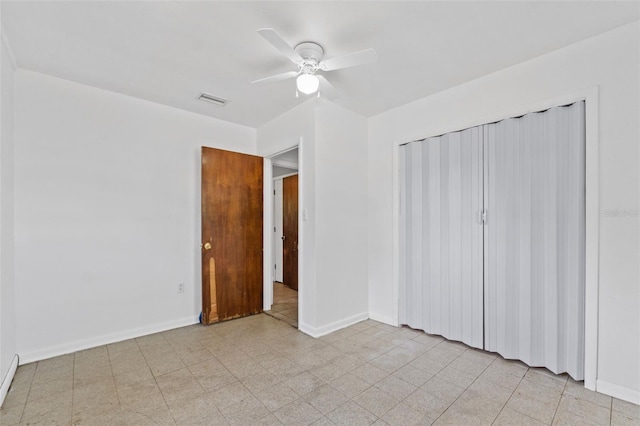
[{"x1": 198, "y1": 93, "x2": 229, "y2": 106}]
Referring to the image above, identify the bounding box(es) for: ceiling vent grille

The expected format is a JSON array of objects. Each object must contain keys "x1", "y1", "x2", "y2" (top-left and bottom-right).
[{"x1": 198, "y1": 93, "x2": 229, "y2": 106}]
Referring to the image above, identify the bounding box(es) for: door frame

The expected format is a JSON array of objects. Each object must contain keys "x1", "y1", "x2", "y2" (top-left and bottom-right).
[
  {"x1": 273, "y1": 178, "x2": 284, "y2": 283},
  {"x1": 273, "y1": 172, "x2": 299, "y2": 283},
  {"x1": 391, "y1": 87, "x2": 599, "y2": 391},
  {"x1": 263, "y1": 141, "x2": 303, "y2": 324}
]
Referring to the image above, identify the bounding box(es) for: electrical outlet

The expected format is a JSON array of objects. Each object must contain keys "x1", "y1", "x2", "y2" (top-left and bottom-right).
[{"x1": 177, "y1": 283, "x2": 184, "y2": 294}]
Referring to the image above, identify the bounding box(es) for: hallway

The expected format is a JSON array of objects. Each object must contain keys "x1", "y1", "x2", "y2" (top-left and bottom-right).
[{"x1": 266, "y1": 282, "x2": 298, "y2": 328}]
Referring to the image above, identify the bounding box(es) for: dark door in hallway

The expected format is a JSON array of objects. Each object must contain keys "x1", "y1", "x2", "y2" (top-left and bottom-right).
[
  {"x1": 282, "y1": 174, "x2": 298, "y2": 291},
  {"x1": 201, "y1": 147, "x2": 263, "y2": 324}
]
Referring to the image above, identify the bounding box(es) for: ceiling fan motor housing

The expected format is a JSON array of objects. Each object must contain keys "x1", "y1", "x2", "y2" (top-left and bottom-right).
[{"x1": 295, "y1": 42, "x2": 324, "y2": 66}]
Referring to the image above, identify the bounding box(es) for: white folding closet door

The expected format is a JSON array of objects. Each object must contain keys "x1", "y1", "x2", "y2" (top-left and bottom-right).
[
  {"x1": 484, "y1": 102, "x2": 586, "y2": 380},
  {"x1": 399, "y1": 127, "x2": 484, "y2": 349}
]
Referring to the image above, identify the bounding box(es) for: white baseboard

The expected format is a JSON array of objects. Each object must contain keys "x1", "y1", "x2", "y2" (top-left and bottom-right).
[
  {"x1": 368, "y1": 312, "x2": 398, "y2": 327},
  {"x1": 0, "y1": 354, "x2": 19, "y2": 407},
  {"x1": 19, "y1": 316, "x2": 198, "y2": 365},
  {"x1": 299, "y1": 312, "x2": 369, "y2": 338},
  {"x1": 597, "y1": 379, "x2": 640, "y2": 405}
]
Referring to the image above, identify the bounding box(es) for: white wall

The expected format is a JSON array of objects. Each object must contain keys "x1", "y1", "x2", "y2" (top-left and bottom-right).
[
  {"x1": 314, "y1": 100, "x2": 368, "y2": 329},
  {"x1": 368, "y1": 22, "x2": 640, "y2": 402},
  {"x1": 13, "y1": 70, "x2": 256, "y2": 362},
  {"x1": 257, "y1": 100, "x2": 318, "y2": 328},
  {"x1": 257, "y1": 99, "x2": 369, "y2": 335},
  {"x1": 258, "y1": 101, "x2": 316, "y2": 156},
  {"x1": 0, "y1": 25, "x2": 18, "y2": 398}
]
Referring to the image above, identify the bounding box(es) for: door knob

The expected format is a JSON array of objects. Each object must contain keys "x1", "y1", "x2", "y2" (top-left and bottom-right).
[{"x1": 204, "y1": 242, "x2": 212, "y2": 250}]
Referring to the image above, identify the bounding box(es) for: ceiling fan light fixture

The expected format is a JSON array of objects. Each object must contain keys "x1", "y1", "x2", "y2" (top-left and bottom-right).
[{"x1": 296, "y1": 74, "x2": 319, "y2": 94}]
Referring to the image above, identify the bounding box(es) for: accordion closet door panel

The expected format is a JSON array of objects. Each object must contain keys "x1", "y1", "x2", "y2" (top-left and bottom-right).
[
  {"x1": 484, "y1": 102, "x2": 586, "y2": 380},
  {"x1": 399, "y1": 127, "x2": 484, "y2": 350}
]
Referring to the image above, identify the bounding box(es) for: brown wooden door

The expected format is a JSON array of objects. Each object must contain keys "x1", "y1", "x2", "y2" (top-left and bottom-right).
[
  {"x1": 282, "y1": 174, "x2": 298, "y2": 291},
  {"x1": 201, "y1": 147, "x2": 263, "y2": 324}
]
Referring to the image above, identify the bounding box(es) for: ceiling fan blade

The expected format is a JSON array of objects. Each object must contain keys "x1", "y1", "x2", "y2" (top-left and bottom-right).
[
  {"x1": 317, "y1": 75, "x2": 340, "y2": 100},
  {"x1": 320, "y1": 48, "x2": 377, "y2": 71},
  {"x1": 257, "y1": 28, "x2": 303, "y2": 64},
  {"x1": 251, "y1": 70, "x2": 299, "y2": 85}
]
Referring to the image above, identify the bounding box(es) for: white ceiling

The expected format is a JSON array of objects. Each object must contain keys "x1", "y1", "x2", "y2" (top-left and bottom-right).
[
  {"x1": 2, "y1": 1, "x2": 638, "y2": 128},
  {"x1": 272, "y1": 148, "x2": 299, "y2": 164}
]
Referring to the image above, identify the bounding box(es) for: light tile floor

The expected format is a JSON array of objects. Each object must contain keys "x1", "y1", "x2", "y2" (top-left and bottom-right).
[
  {"x1": 1, "y1": 314, "x2": 638, "y2": 425},
  {"x1": 265, "y1": 282, "x2": 298, "y2": 328}
]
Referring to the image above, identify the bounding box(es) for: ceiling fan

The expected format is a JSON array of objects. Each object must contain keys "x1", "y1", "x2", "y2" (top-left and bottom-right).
[{"x1": 252, "y1": 28, "x2": 377, "y2": 98}]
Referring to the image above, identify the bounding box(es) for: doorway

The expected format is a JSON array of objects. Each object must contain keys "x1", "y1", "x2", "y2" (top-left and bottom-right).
[{"x1": 266, "y1": 148, "x2": 299, "y2": 327}]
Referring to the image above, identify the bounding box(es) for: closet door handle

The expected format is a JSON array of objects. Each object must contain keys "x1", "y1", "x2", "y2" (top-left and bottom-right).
[{"x1": 478, "y1": 209, "x2": 487, "y2": 224}]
